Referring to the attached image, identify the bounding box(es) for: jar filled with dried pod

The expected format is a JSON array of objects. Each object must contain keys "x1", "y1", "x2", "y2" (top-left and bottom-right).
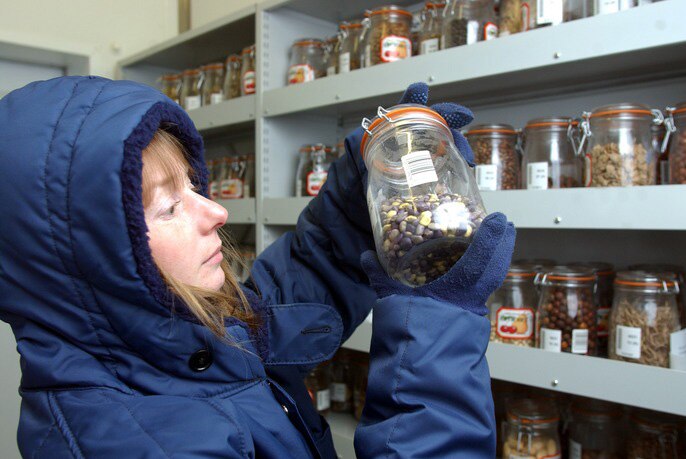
[
  {"x1": 535, "y1": 266, "x2": 598, "y2": 355},
  {"x1": 442, "y1": 0, "x2": 498, "y2": 49},
  {"x1": 609, "y1": 271, "x2": 681, "y2": 368},
  {"x1": 466, "y1": 123, "x2": 520, "y2": 190},
  {"x1": 502, "y1": 398, "x2": 562, "y2": 459},
  {"x1": 223, "y1": 55, "x2": 242, "y2": 100},
  {"x1": 521, "y1": 117, "x2": 582, "y2": 189},
  {"x1": 419, "y1": 2, "x2": 445, "y2": 54},
  {"x1": 629, "y1": 263, "x2": 686, "y2": 329},
  {"x1": 665, "y1": 102, "x2": 686, "y2": 184},
  {"x1": 578, "y1": 103, "x2": 662, "y2": 187},
  {"x1": 488, "y1": 263, "x2": 538, "y2": 347},
  {"x1": 365, "y1": 5, "x2": 413, "y2": 66}
]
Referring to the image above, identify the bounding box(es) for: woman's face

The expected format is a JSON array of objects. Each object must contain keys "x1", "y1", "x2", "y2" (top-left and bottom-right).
[{"x1": 143, "y1": 152, "x2": 228, "y2": 292}]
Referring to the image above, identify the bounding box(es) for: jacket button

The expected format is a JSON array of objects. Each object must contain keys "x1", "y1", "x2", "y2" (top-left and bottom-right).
[{"x1": 189, "y1": 349, "x2": 213, "y2": 372}]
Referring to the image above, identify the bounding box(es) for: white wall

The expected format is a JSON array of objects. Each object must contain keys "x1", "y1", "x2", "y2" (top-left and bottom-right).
[
  {"x1": 191, "y1": 0, "x2": 263, "y2": 29},
  {"x1": 0, "y1": 0, "x2": 180, "y2": 79}
]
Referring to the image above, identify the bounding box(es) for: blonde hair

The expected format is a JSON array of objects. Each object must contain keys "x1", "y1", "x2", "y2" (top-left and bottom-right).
[{"x1": 141, "y1": 129, "x2": 259, "y2": 338}]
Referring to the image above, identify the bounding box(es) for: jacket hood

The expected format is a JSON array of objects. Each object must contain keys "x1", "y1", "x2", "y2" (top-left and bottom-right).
[{"x1": 0, "y1": 76, "x2": 265, "y2": 395}]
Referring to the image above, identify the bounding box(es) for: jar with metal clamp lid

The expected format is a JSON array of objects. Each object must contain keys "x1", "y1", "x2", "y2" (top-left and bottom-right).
[
  {"x1": 568, "y1": 399, "x2": 623, "y2": 459},
  {"x1": 577, "y1": 103, "x2": 663, "y2": 187},
  {"x1": 488, "y1": 263, "x2": 538, "y2": 347},
  {"x1": 223, "y1": 54, "x2": 242, "y2": 100},
  {"x1": 201, "y1": 62, "x2": 225, "y2": 106},
  {"x1": 418, "y1": 2, "x2": 445, "y2": 55},
  {"x1": 522, "y1": 117, "x2": 582, "y2": 189},
  {"x1": 338, "y1": 19, "x2": 365, "y2": 72},
  {"x1": 324, "y1": 34, "x2": 339, "y2": 76},
  {"x1": 360, "y1": 104, "x2": 487, "y2": 286},
  {"x1": 502, "y1": 398, "x2": 562, "y2": 459},
  {"x1": 180, "y1": 68, "x2": 203, "y2": 111},
  {"x1": 466, "y1": 123, "x2": 520, "y2": 190},
  {"x1": 365, "y1": 5, "x2": 413, "y2": 67},
  {"x1": 287, "y1": 38, "x2": 326, "y2": 85},
  {"x1": 241, "y1": 45, "x2": 256, "y2": 96},
  {"x1": 628, "y1": 410, "x2": 680, "y2": 459}
]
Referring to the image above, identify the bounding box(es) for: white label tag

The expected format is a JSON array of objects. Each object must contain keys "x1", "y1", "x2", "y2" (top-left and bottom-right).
[
  {"x1": 420, "y1": 38, "x2": 439, "y2": 55},
  {"x1": 210, "y1": 93, "x2": 223, "y2": 105},
  {"x1": 476, "y1": 164, "x2": 498, "y2": 191},
  {"x1": 572, "y1": 329, "x2": 589, "y2": 354},
  {"x1": 184, "y1": 95, "x2": 201, "y2": 111},
  {"x1": 671, "y1": 328, "x2": 686, "y2": 356},
  {"x1": 467, "y1": 21, "x2": 479, "y2": 44},
  {"x1": 569, "y1": 440, "x2": 582, "y2": 459},
  {"x1": 483, "y1": 22, "x2": 498, "y2": 41},
  {"x1": 401, "y1": 150, "x2": 438, "y2": 188},
  {"x1": 380, "y1": 35, "x2": 411, "y2": 62},
  {"x1": 616, "y1": 325, "x2": 642, "y2": 359},
  {"x1": 596, "y1": 0, "x2": 620, "y2": 14},
  {"x1": 288, "y1": 64, "x2": 315, "y2": 85},
  {"x1": 339, "y1": 52, "x2": 351, "y2": 73},
  {"x1": 316, "y1": 389, "x2": 330, "y2": 411},
  {"x1": 541, "y1": 328, "x2": 562, "y2": 352},
  {"x1": 527, "y1": 162, "x2": 549, "y2": 189},
  {"x1": 537, "y1": 0, "x2": 564, "y2": 25},
  {"x1": 331, "y1": 383, "x2": 347, "y2": 402},
  {"x1": 326, "y1": 66, "x2": 336, "y2": 76}
]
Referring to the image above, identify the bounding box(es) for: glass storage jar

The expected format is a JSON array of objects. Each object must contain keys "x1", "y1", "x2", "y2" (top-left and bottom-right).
[
  {"x1": 338, "y1": 19, "x2": 364, "y2": 73},
  {"x1": 627, "y1": 410, "x2": 680, "y2": 459},
  {"x1": 223, "y1": 54, "x2": 242, "y2": 100},
  {"x1": 568, "y1": 400, "x2": 623, "y2": 459},
  {"x1": 360, "y1": 104, "x2": 487, "y2": 286},
  {"x1": 629, "y1": 263, "x2": 686, "y2": 329},
  {"x1": 305, "y1": 364, "x2": 330, "y2": 416},
  {"x1": 466, "y1": 123, "x2": 520, "y2": 190},
  {"x1": 241, "y1": 45, "x2": 256, "y2": 96},
  {"x1": 442, "y1": 0, "x2": 498, "y2": 49},
  {"x1": 503, "y1": 398, "x2": 562, "y2": 459},
  {"x1": 498, "y1": 0, "x2": 523, "y2": 36},
  {"x1": 522, "y1": 117, "x2": 582, "y2": 189},
  {"x1": 488, "y1": 263, "x2": 538, "y2": 347},
  {"x1": 608, "y1": 271, "x2": 680, "y2": 368},
  {"x1": 365, "y1": 5, "x2": 413, "y2": 67},
  {"x1": 536, "y1": 266, "x2": 597, "y2": 355},
  {"x1": 288, "y1": 39, "x2": 326, "y2": 85},
  {"x1": 573, "y1": 262, "x2": 615, "y2": 357},
  {"x1": 578, "y1": 103, "x2": 662, "y2": 187},
  {"x1": 352, "y1": 353, "x2": 369, "y2": 421},
  {"x1": 201, "y1": 63, "x2": 225, "y2": 106},
  {"x1": 418, "y1": 2, "x2": 445, "y2": 55},
  {"x1": 330, "y1": 349, "x2": 353, "y2": 413},
  {"x1": 159, "y1": 74, "x2": 181, "y2": 104},
  {"x1": 358, "y1": 10, "x2": 372, "y2": 68},
  {"x1": 220, "y1": 157, "x2": 245, "y2": 199},
  {"x1": 665, "y1": 102, "x2": 686, "y2": 184},
  {"x1": 325, "y1": 35, "x2": 339, "y2": 77},
  {"x1": 180, "y1": 68, "x2": 203, "y2": 111}
]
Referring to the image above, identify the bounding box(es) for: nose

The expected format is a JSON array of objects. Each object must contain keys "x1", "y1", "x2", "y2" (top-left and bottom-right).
[{"x1": 196, "y1": 193, "x2": 228, "y2": 232}]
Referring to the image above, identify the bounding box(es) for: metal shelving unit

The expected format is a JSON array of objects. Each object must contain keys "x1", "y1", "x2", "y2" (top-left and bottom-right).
[{"x1": 117, "y1": 1, "x2": 686, "y2": 456}]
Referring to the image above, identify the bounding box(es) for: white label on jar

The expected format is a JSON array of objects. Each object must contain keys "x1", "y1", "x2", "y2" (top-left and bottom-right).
[
  {"x1": 541, "y1": 327, "x2": 562, "y2": 352},
  {"x1": 466, "y1": 21, "x2": 479, "y2": 45},
  {"x1": 380, "y1": 35, "x2": 411, "y2": 62},
  {"x1": 210, "y1": 93, "x2": 223, "y2": 105},
  {"x1": 616, "y1": 324, "x2": 642, "y2": 359},
  {"x1": 596, "y1": 0, "x2": 619, "y2": 14},
  {"x1": 597, "y1": 307, "x2": 610, "y2": 338},
  {"x1": 331, "y1": 383, "x2": 347, "y2": 402},
  {"x1": 569, "y1": 440, "x2": 582, "y2": 459},
  {"x1": 327, "y1": 65, "x2": 336, "y2": 77},
  {"x1": 306, "y1": 170, "x2": 327, "y2": 196},
  {"x1": 496, "y1": 307, "x2": 534, "y2": 340},
  {"x1": 221, "y1": 178, "x2": 243, "y2": 199},
  {"x1": 527, "y1": 162, "x2": 549, "y2": 189},
  {"x1": 316, "y1": 389, "x2": 330, "y2": 411},
  {"x1": 401, "y1": 150, "x2": 438, "y2": 188},
  {"x1": 209, "y1": 181, "x2": 219, "y2": 200},
  {"x1": 670, "y1": 328, "x2": 686, "y2": 356},
  {"x1": 242, "y1": 71, "x2": 256, "y2": 95},
  {"x1": 339, "y1": 52, "x2": 351, "y2": 73},
  {"x1": 483, "y1": 22, "x2": 498, "y2": 41},
  {"x1": 476, "y1": 164, "x2": 498, "y2": 191},
  {"x1": 537, "y1": 0, "x2": 564, "y2": 25},
  {"x1": 420, "y1": 38, "x2": 439, "y2": 55},
  {"x1": 184, "y1": 95, "x2": 201, "y2": 111},
  {"x1": 572, "y1": 329, "x2": 589, "y2": 354},
  {"x1": 288, "y1": 64, "x2": 315, "y2": 85}
]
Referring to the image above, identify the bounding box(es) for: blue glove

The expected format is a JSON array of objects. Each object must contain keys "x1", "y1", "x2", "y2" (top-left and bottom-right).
[{"x1": 361, "y1": 212, "x2": 516, "y2": 316}]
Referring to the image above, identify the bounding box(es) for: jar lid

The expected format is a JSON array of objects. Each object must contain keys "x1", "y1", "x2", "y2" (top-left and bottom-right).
[
  {"x1": 370, "y1": 5, "x2": 413, "y2": 18},
  {"x1": 465, "y1": 123, "x2": 516, "y2": 136},
  {"x1": 340, "y1": 19, "x2": 365, "y2": 29},
  {"x1": 507, "y1": 399, "x2": 560, "y2": 425},
  {"x1": 506, "y1": 263, "x2": 537, "y2": 278},
  {"x1": 241, "y1": 45, "x2": 255, "y2": 55},
  {"x1": 424, "y1": 2, "x2": 447, "y2": 9},
  {"x1": 161, "y1": 74, "x2": 181, "y2": 81},
  {"x1": 614, "y1": 270, "x2": 679, "y2": 292},
  {"x1": 589, "y1": 103, "x2": 655, "y2": 119},
  {"x1": 360, "y1": 104, "x2": 449, "y2": 159},
  {"x1": 525, "y1": 117, "x2": 574, "y2": 130},
  {"x1": 182, "y1": 68, "x2": 202, "y2": 76},
  {"x1": 226, "y1": 54, "x2": 241, "y2": 63},
  {"x1": 292, "y1": 38, "x2": 324, "y2": 48},
  {"x1": 201, "y1": 62, "x2": 224, "y2": 71},
  {"x1": 538, "y1": 265, "x2": 596, "y2": 284},
  {"x1": 570, "y1": 261, "x2": 614, "y2": 277}
]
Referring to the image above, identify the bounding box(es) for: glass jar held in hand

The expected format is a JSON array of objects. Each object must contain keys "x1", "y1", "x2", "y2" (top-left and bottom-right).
[{"x1": 360, "y1": 104, "x2": 487, "y2": 286}]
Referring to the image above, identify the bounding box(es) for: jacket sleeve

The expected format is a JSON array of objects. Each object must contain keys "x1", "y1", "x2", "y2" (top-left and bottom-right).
[
  {"x1": 354, "y1": 294, "x2": 496, "y2": 458},
  {"x1": 247, "y1": 128, "x2": 377, "y2": 345}
]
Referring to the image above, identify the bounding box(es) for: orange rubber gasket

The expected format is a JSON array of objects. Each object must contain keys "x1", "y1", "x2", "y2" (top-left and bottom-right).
[
  {"x1": 526, "y1": 121, "x2": 577, "y2": 129},
  {"x1": 466, "y1": 129, "x2": 517, "y2": 135},
  {"x1": 293, "y1": 40, "x2": 323, "y2": 47},
  {"x1": 340, "y1": 23, "x2": 364, "y2": 29},
  {"x1": 507, "y1": 272, "x2": 537, "y2": 278},
  {"x1": 370, "y1": 8, "x2": 413, "y2": 18},
  {"x1": 673, "y1": 107, "x2": 686, "y2": 115},
  {"x1": 546, "y1": 275, "x2": 595, "y2": 282},
  {"x1": 425, "y1": 2, "x2": 447, "y2": 8},
  {"x1": 590, "y1": 109, "x2": 652, "y2": 118},
  {"x1": 615, "y1": 280, "x2": 676, "y2": 288}
]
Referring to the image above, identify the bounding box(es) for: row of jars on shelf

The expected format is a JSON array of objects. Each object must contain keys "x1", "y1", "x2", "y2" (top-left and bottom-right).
[
  {"x1": 493, "y1": 380, "x2": 686, "y2": 459},
  {"x1": 489, "y1": 259, "x2": 686, "y2": 371},
  {"x1": 466, "y1": 102, "x2": 686, "y2": 191},
  {"x1": 286, "y1": 0, "x2": 658, "y2": 85},
  {"x1": 159, "y1": 44, "x2": 256, "y2": 112},
  {"x1": 206, "y1": 155, "x2": 256, "y2": 200}
]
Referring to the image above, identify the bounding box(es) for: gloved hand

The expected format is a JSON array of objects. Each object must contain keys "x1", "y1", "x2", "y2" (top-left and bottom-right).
[{"x1": 361, "y1": 212, "x2": 516, "y2": 316}]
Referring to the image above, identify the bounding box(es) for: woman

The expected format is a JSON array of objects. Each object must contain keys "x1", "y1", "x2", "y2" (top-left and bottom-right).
[{"x1": 0, "y1": 76, "x2": 514, "y2": 458}]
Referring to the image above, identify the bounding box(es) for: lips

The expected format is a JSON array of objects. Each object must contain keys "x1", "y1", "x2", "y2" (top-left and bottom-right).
[{"x1": 204, "y1": 245, "x2": 223, "y2": 264}]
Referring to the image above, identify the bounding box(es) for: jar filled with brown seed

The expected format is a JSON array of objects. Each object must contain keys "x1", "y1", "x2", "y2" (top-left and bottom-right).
[
  {"x1": 578, "y1": 103, "x2": 662, "y2": 187},
  {"x1": 665, "y1": 102, "x2": 686, "y2": 184},
  {"x1": 338, "y1": 20, "x2": 364, "y2": 73},
  {"x1": 522, "y1": 117, "x2": 582, "y2": 189},
  {"x1": 442, "y1": 0, "x2": 498, "y2": 49},
  {"x1": 609, "y1": 271, "x2": 681, "y2": 368},
  {"x1": 365, "y1": 5, "x2": 413, "y2": 67},
  {"x1": 158, "y1": 74, "x2": 181, "y2": 105},
  {"x1": 200, "y1": 62, "x2": 225, "y2": 106},
  {"x1": 568, "y1": 399, "x2": 623, "y2": 459},
  {"x1": 627, "y1": 410, "x2": 680, "y2": 459},
  {"x1": 419, "y1": 2, "x2": 445, "y2": 54},
  {"x1": 488, "y1": 263, "x2": 538, "y2": 347},
  {"x1": 241, "y1": 45, "x2": 256, "y2": 96},
  {"x1": 360, "y1": 104, "x2": 487, "y2": 286},
  {"x1": 287, "y1": 39, "x2": 326, "y2": 85},
  {"x1": 572, "y1": 262, "x2": 615, "y2": 357},
  {"x1": 535, "y1": 266, "x2": 598, "y2": 355},
  {"x1": 466, "y1": 123, "x2": 520, "y2": 190},
  {"x1": 503, "y1": 398, "x2": 562, "y2": 459},
  {"x1": 223, "y1": 55, "x2": 242, "y2": 100}
]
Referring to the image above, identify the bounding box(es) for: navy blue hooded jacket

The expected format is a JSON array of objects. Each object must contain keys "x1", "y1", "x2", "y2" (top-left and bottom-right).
[{"x1": 0, "y1": 76, "x2": 496, "y2": 458}]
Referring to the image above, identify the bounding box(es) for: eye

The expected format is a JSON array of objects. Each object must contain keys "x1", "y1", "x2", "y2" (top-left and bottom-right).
[{"x1": 164, "y1": 200, "x2": 180, "y2": 217}]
